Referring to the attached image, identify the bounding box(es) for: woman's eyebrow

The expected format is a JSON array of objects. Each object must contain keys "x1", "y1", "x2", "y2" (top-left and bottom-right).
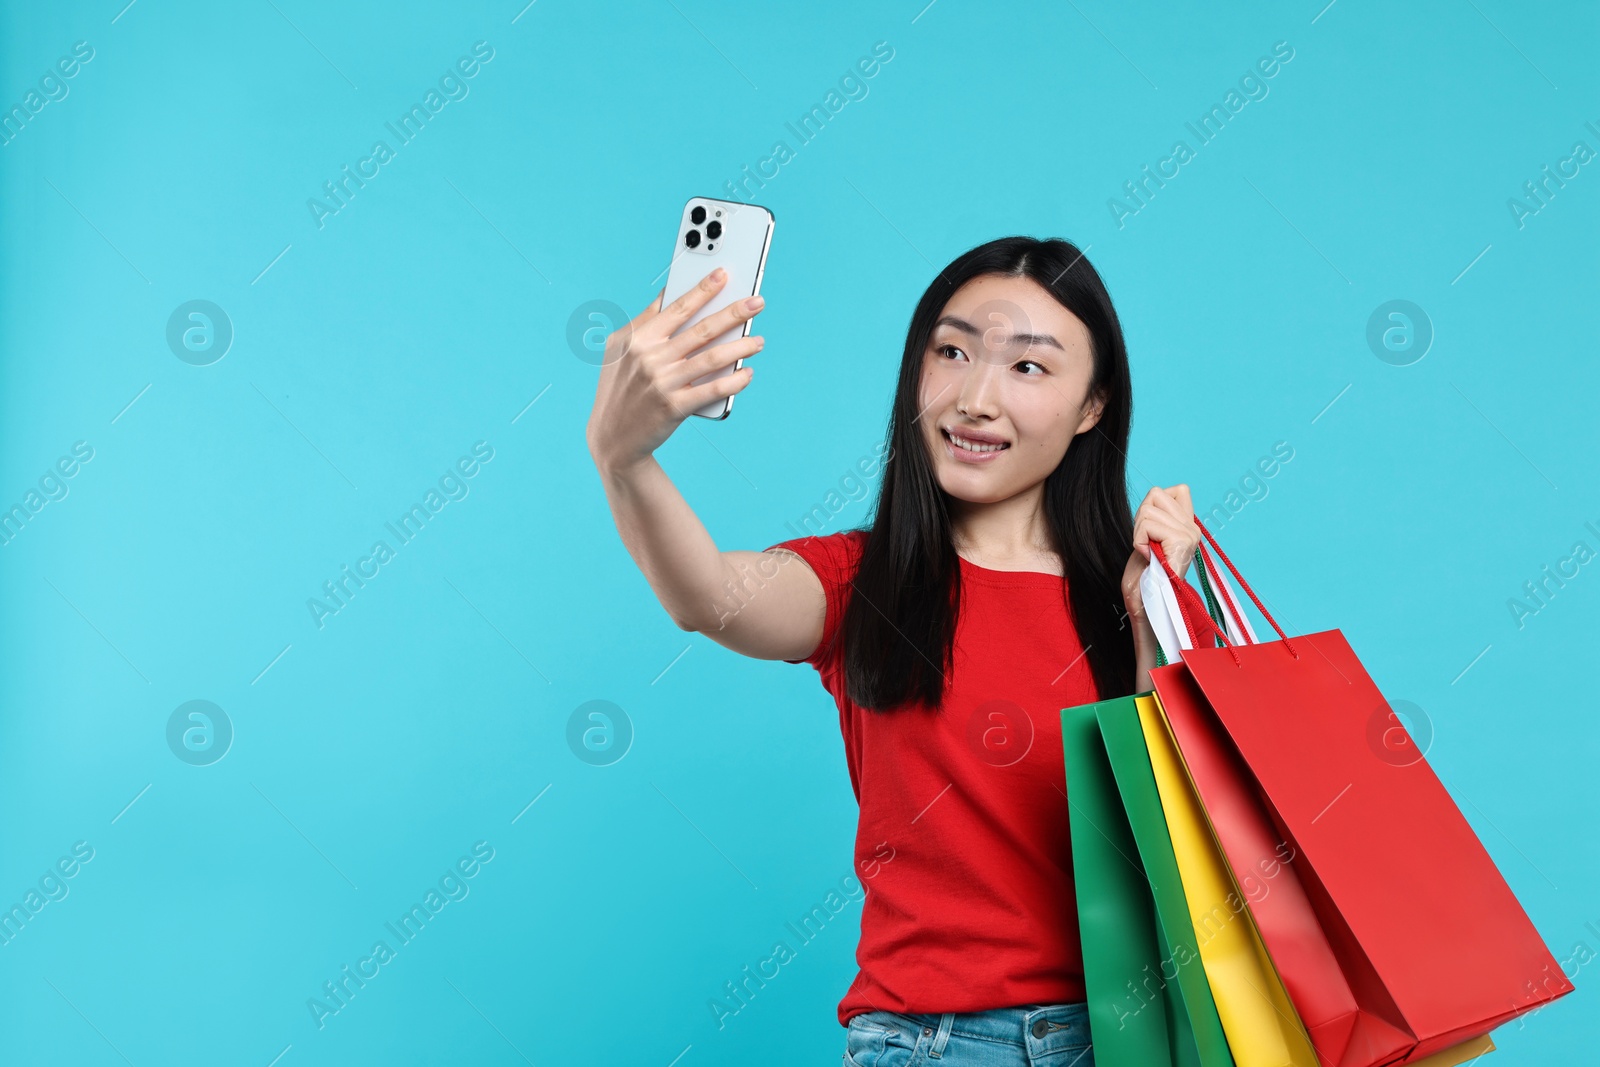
[{"x1": 933, "y1": 315, "x2": 1064, "y2": 352}]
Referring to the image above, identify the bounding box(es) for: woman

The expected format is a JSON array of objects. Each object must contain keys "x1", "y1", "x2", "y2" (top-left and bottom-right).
[{"x1": 587, "y1": 236, "x2": 1200, "y2": 1067}]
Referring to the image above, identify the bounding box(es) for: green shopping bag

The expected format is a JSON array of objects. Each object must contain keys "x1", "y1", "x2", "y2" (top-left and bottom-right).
[{"x1": 1062, "y1": 694, "x2": 1234, "y2": 1067}]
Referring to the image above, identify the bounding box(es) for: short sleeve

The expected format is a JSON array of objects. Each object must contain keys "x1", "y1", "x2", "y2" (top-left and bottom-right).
[{"x1": 762, "y1": 530, "x2": 866, "y2": 668}]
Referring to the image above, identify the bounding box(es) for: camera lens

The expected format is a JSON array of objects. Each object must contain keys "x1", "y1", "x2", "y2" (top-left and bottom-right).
[
  {"x1": 706, "y1": 221, "x2": 722, "y2": 239},
  {"x1": 690, "y1": 206, "x2": 707, "y2": 225},
  {"x1": 684, "y1": 229, "x2": 701, "y2": 249}
]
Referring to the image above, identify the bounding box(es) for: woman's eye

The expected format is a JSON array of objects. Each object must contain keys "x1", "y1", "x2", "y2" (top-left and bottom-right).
[
  {"x1": 1017, "y1": 361, "x2": 1044, "y2": 375},
  {"x1": 937, "y1": 344, "x2": 967, "y2": 361}
]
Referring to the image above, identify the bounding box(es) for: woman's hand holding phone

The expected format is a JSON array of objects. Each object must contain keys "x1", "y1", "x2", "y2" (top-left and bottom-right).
[{"x1": 585, "y1": 266, "x2": 765, "y2": 474}]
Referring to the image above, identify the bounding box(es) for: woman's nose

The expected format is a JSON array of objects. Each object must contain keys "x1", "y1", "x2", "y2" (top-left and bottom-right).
[{"x1": 956, "y1": 359, "x2": 1004, "y2": 418}]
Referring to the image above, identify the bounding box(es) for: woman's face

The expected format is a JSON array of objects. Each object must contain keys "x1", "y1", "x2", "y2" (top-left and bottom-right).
[{"x1": 916, "y1": 274, "x2": 1103, "y2": 505}]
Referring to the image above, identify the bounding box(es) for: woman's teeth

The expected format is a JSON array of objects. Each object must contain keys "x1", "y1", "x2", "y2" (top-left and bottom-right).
[{"x1": 945, "y1": 430, "x2": 1008, "y2": 453}]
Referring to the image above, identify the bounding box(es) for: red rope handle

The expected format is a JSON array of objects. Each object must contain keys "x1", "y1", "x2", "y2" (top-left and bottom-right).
[
  {"x1": 1192, "y1": 517, "x2": 1300, "y2": 659},
  {"x1": 1198, "y1": 542, "x2": 1248, "y2": 640},
  {"x1": 1150, "y1": 541, "x2": 1241, "y2": 666}
]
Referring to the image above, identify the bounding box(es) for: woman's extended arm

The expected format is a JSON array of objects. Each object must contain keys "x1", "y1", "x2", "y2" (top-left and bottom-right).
[
  {"x1": 586, "y1": 269, "x2": 825, "y2": 660},
  {"x1": 592, "y1": 456, "x2": 824, "y2": 661}
]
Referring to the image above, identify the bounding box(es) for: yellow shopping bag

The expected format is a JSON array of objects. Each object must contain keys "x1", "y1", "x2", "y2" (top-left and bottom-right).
[{"x1": 1136, "y1": 693, "x2": 1319, "y2": 1067}]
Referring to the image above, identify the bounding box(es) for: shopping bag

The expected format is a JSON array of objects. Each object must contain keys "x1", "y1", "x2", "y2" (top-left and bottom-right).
[
  {"x1": 1147, "y1": 548, "x2": 1508, "y2": 1067},
  {"x1": 1062, "y1": 695, "x2": 1232, "y2": 1067},
  {"x1": 1141, "y1": 686, "x2": 1499, "y2": 1067},
  {"x1": 1141, "y1": 524, "x2": 1572, "y2": 1064},
  {"x1": 1137, "y1": 692, "x2": 1320, "y2": 1066},
  {"x1": 1144, "y1": 542, "x2": 1403, "y2": 1066},
  {"x1": 1152, "y1": 649, "x2": 1410, "y2": 1067}
]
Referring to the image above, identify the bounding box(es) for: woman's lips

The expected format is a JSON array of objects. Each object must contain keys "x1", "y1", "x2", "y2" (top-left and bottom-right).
[{"x1": 942, "y1": 428, "x2": 1010, "y2": 464}]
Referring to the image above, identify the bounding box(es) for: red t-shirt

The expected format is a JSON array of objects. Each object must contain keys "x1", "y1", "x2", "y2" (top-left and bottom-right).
[{"x1": 764, "y1": 529, "x2": 1097, "y2": 1026}]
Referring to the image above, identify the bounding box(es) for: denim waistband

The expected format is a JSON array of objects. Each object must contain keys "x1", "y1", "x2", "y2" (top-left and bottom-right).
[{"x1": 854, "y1": 1000, "x2": 1089, "y2": 1057}]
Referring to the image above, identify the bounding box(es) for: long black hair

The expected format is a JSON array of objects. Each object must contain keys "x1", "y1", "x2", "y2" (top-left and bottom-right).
[{"x1": 838, "y1": 236, "x2": 1135, "y2": 710}]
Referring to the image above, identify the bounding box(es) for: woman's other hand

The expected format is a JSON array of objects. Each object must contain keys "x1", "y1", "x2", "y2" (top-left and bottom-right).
[{"x1": 1120, "y1": 483, "x2": 1197, "y2": 690}]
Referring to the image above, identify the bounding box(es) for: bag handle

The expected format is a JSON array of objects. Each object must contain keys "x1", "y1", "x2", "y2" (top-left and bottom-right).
[
  {"x1": 1143, "y1": 521, "x2": 1300, "y2": 664},
  {"x1": 1195, "y1": 542, "x2": 1258, "y2": 646},
  {"x1": 1141, "y1": 545, "x2": 1230, "y2": 663},
  {"x1": 1149, "y1": 540, "x2": 1240, "y2": 665},
  {"x1": 1192, "y1": 517, "x2": 1298, "y2": 656}
]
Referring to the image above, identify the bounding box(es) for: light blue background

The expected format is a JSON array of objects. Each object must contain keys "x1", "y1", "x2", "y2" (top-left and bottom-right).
[{"x1": 1, "y1": 0, "x2": 1595, "y2": 1063}]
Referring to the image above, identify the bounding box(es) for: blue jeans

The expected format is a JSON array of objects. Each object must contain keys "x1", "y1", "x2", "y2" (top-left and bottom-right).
[{"x1": 842, "y1": 1002, "x2": 1093, "y2": 1067}]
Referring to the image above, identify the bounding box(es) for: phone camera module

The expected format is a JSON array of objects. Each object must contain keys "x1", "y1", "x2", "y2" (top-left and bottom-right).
[
  {"x1": 706, "y1": 221, "x2": 723, "y2": 240},
  {"x1": 690, "y1": 205, "x2": 707, "y2": 225},
  {"x1": 684, "y1": 229, "x2": 702, "y2": 249}
]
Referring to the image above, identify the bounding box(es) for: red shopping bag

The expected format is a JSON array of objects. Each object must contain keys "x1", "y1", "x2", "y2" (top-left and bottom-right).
[
  {"x1": 1145, "y1": 524, "x2": 1572, "y2": 1066},
  {"x1": 1156, "y1": 665, "x2": 1412, "y2": 1067}
]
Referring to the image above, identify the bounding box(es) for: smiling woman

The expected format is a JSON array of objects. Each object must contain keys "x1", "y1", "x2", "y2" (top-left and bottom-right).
[
  {"x1": 920, "y1": 275, "x2": 1109, "y2": 576},
  {"x1": 831, "y1": 240, "x2": 1160, "y2": 713},
  {"x1": 589, "y1": 234, "x2": 1205, "y2": 1066}
]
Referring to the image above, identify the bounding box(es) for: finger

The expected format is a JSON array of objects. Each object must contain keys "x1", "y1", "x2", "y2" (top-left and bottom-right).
[
  {"x1": 626, "y1": 287, "x2": 666, "y2": 331},
  {"x1": 1138, "y1": 515, "x2": 1191, "y2": 561},
  {"x1": 1133, "y1": 496, "x2": 1170, "y2": 534},
  {"x1": 1147, "y1": 521, "x2": 1192, "y2": 555},
  {"x1": 676, "y1": 363, "x2": 755, "y2": 413},
  {"x1": 648, "y1": 267, "x2": 729, "y2": 340},
  {"x1": 1147, "y1": 522, "x2": 1197, "y2": 571},
  {"x1": 666, "y1": 293, "x2": 764, "y2": 361},
  {"x1": 1133, "y1": 488, "x2": 1169, "y2": 531},
  {"x1": 662, "y1": 333, "x2": 764, "y2": 390},
  {"x1": 1152, "y1": 485, "x2": 1194, "y2": 531},
  {"x1": 1131, "y1": 516, "x2": 1150, "y2": 553},
  {"x1": 1146, "y1": 486, "x2": 1189, "y2": 528},
  {"x1": 1143, "y1": 484, "x2": 1176, "y2": 514}
]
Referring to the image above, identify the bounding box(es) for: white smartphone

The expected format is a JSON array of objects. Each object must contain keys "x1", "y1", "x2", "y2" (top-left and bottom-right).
[{"x1": 659, "y1": 195, "x2": 775, "y2": 420}]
